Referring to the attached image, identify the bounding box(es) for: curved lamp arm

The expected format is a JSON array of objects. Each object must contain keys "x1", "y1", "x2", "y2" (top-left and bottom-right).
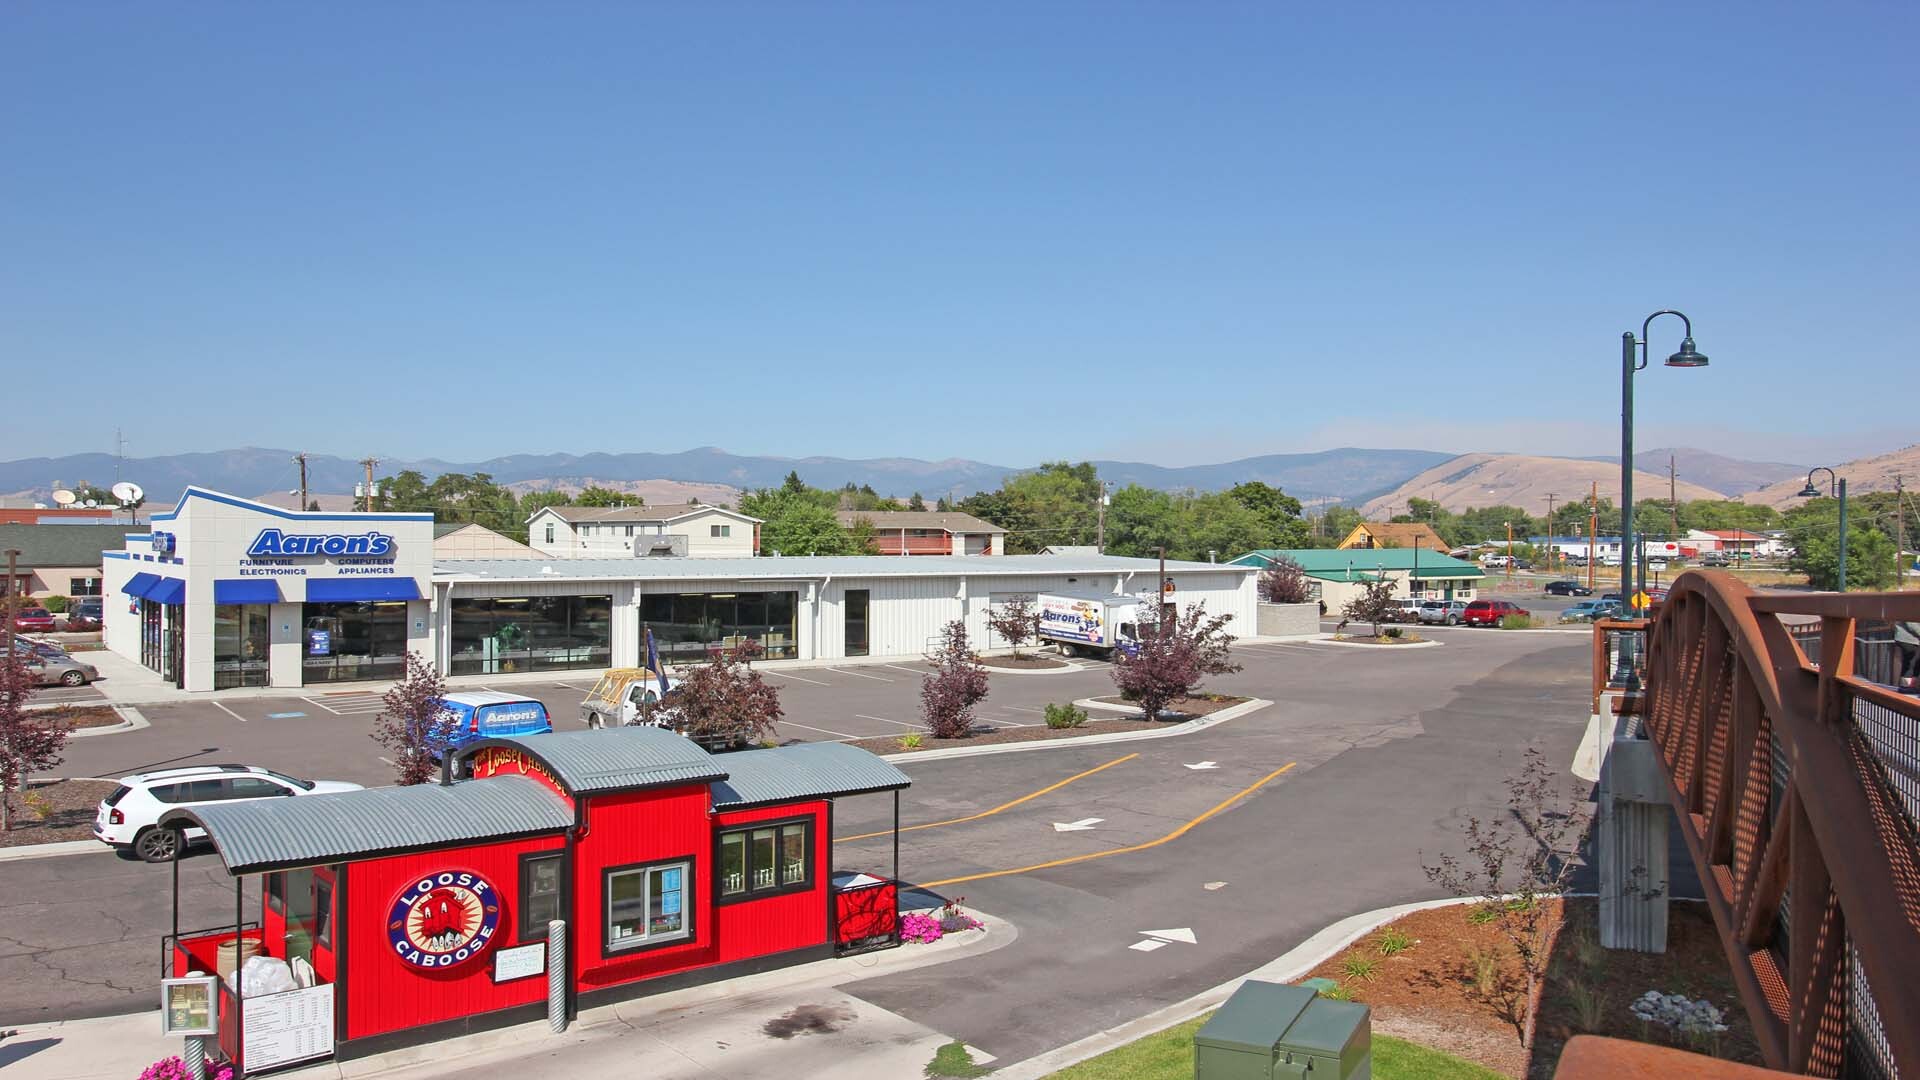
[
  {"x1": 1630, "y1": 310, "x2": 1695, "y2": 372},
  {"x1": 1804, "y1": 467, "x2": 1838, "y2": 497}
]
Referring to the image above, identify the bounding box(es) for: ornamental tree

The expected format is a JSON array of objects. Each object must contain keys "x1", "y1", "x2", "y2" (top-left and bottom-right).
[
  {"x1": 652, "y1": 641, "x2": 782, "y2": 747},
  {"x1": 1342, "y1": 577, "x2": 1400, "y2": 638},
  {"x1": 986, "y1": 597, "x2": 1041, "y2": 657},
  {"x1": 1110, "y1": 602, "x2": 1241, "y2": 721},
  {"x1": 1256, "y1": 556, "x2": 1315, "y2": 604},
  {"x1": 371, "y1": 651, "x2": 453, "y2": 786},
  {"x1": 921, "y1": 620, "x2": 990, "y2": 739},
  {"x1": 0, "y1": 651, "x2": 68, "y2": 831}
]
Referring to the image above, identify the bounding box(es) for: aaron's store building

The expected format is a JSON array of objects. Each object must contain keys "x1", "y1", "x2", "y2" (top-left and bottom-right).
[{"x1": 104, "y1": 488, "x2": 1258, "y2": 692}]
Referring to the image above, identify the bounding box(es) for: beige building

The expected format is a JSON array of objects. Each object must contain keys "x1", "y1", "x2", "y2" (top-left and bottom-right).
[
  {"x1": 526, "y1": 503, "x2": 762, "y2": 559},
  {"x1": 433, "y1": 523, "x2": 541, "y2": 560},
  {"x1": 1336, "y1": 521, "x2": 1451, "y2": 554},
  {"x1": 834, "y1": 510, "x2": 1006, "y2": 556},
  {"x1": 0, "y1": 523, "x2": 136, "y2": 600}
]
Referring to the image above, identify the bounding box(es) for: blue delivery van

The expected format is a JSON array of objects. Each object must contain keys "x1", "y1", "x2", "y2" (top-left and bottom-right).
[{"x1": 439, "y1": 692, "x2": 553, "y2": 753}]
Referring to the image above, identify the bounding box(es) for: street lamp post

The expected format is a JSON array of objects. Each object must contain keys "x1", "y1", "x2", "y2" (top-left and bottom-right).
[
  {"x1": 1797, "y1": 468, "x2": 1848, "y2": 591},
  {"x1": 1621, "y1": 311, "x2": 1709, "y2": 609}
]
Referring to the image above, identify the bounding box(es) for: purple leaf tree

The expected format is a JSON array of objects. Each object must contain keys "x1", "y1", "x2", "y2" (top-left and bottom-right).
[
  {"x1": 0, "y1": 652, "x2": 68, "y2": 831},
  {"x1": 986, "y1": 597, "x2": 1042, "y2": 658},
  {"x1": 1110, "y1": 602, "x2": 1241, "y2": 721},
  {"x1": 921, "y1": 620, "x2": 990, "y2": 739},
  {"x1": 371, "y1": 651, "x2": 452, "y2": 786}
]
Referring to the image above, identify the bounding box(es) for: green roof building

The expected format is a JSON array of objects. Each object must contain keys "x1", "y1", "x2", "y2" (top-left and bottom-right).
[{"x1": 1232, "y1": 548, "x2": 1485, "y2": 608}]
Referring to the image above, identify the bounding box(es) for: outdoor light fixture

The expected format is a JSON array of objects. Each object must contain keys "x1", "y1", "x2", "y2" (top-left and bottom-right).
[
  {"x1": 1798, "y1": 467, "x2": 1848, "y2": 591},
  {"x1": 1665, "y1": 337, "x2": 1709, "y2": 367},
  {"x1": 1619, "y1": 310, "x2": 1711, "y2": 609}
]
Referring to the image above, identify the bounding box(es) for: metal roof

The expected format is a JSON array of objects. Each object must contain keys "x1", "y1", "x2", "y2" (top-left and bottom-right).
[
  {"x1": 458, "y1": 726, "x2": 728, "y2": 795},
  {"x1": 531, "y1": 503, "x2": 762, "y2": 525},
  {"x1": 833, "y1": 510, "x2": 1007, "y2": 534},
  {"x1": 159, "y1": 775, "x2": 571, "y2": 875},
  {"x1": 1231, "y1": 548, "x2": 1485, "y2": 580},
  {"x1": 435, "y1": 552, "x2": 1254, "y2": 583},
  {"x1": 710, "y1": 742, "x2": 911, "y2": 809}
]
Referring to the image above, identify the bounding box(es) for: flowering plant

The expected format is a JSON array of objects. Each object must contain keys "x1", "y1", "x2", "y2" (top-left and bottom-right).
[
  {"x1": 938, "y1": 897, "x2": 983, "y2": 933},
  {"x1": 140, "y1": 1058, "x2": 235, "y2": 1080},
  {"x1": 901, "y1": 912, "x2": 944, "y2": 944}
]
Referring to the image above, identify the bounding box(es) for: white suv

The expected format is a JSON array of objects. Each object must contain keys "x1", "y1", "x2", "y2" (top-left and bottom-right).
[{"x1": 95, "y1": 765, "x2": 362, "y2": 862}]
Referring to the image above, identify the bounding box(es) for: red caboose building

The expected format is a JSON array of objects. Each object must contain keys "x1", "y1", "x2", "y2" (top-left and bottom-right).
[{"x1": 161, "y1": 728, "x2": 907, "y2": 1074}]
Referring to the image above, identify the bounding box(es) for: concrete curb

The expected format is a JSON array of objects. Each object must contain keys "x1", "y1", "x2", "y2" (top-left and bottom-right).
[
  {"x1": 991, "y1": 896, "x2": 1480, "y2": 1080},
  {"x1": 880, "y1": 699, "x2": 1273, "y2": 764},
  {"x1": 64, "y1": 704, "x2": 148, "y2": 739},
  {"x1": 976, "y1": 656, "x2": 1087, "y2": 676},
  {"x1": 0, "y1": 838, "x2": 104, "y2": 863},
  {"x1": 1316, "y1": 637, "x2": 1442, "y2": 650}
]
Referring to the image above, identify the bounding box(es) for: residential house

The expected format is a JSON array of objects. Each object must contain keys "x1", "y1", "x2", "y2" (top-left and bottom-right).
[
  {"x1": 527, "y1": 504, "x2": 762, "y2": 559},
  {"x1": 433, "y1": 522, "x2": 542, "y2": 560},
  {"x1": 0, "y1": 523, "x2": 139, "y2": 600},
  {"x1": 1336, "y1": 522, "x2": 1451, "y2": 554},
  {"x1": 834, "y1": 511, "x2": 1006, "y2": 556}
]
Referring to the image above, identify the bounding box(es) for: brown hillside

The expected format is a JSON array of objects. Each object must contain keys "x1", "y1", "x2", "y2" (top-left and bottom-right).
[
  {"x1": 1740, "y1": 443, "x2": 1920, "y2": 509},
  {"x1": 1362, "y1": 453, "x2": 1724, "y2": 517}
]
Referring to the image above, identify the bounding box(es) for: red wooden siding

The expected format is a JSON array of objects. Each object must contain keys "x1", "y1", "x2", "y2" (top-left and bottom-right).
[
  {"x1": 573, "y1": 785, "x2": 717, "y2": 988},
  {"x1": 342, "y1": 834, "x2": 566, "y2": 1040},
  {"x1": 713, "y1": 801, "x2": 829, "y2": 963}
]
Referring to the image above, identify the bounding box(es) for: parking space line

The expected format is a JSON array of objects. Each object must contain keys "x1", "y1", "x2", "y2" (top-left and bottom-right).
[
  {"x1": 211, "y1": 701, "x2": 248, "y2": 723},
  {"x1": 882, "y1": 664, "x2": 932, "y2": 678},
  {"x1": 776, "y1": 719, "x2": 861, "y2": 741},
  {"x1": 551, "y1": 682, "x2": 588, "y2": 692},
  {"x1": 763, "y1": 669, "x2": 832, "y2": 686},
  {"x1": 829, "y1": 667, "x2": 894, "y2": 682},
  {"x1": 854, "y1": 714, "x2": 920, "y2": 730},
  {"x1": 836, "y1": 752, "x2": 1140, "y2": 843},
  {"x1": 918, "y1": 761, "x2": 1298, "y2": 889},
  {"x1": 1003, "y1": 705, "x2": 1045, "y2": 714},
  {"x1": 300, "y1": 696, "x2": 344, "y2": 716}
]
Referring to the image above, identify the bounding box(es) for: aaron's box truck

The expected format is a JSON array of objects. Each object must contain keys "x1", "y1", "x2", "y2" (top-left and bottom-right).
[{"x1": 1035, "y1": 591, "x2": 1147, "y2": 658}]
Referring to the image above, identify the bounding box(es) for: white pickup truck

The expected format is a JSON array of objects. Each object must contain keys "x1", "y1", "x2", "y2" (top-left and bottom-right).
[{"x1": 580, "y1": 667, "x2": 681, "y2": 729}]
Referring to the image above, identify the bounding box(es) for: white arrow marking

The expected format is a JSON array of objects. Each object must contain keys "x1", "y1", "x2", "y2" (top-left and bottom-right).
[
  {"x1": 1203, "y1": 881, "x2": 1228, "y2": 891},
  {"x1": 1128, "y1": 939, "x2": 1168, "y2": 952},
  {"x1": 1053, "y1": 818, "x2": 1103, "y2": 832},
  {"x1": 1184, "y1": 761, "x2": 1220, "y2": 770},
  {"x1": 1140, "y1": 927, "x2": 1197, "y2": 944}
]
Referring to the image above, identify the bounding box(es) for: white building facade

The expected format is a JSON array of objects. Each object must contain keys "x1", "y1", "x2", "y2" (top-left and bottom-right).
[
  {"x1": 104, "y1": 489, "x2": 1257, "y2": 691},
  {"x1": 526, "y1": 504, "x2": 762, "y2": 559}
]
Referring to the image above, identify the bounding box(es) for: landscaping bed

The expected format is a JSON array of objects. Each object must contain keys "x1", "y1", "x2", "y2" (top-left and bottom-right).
[
  {"x1": 1302, "y1": 899, "x2": 1764, "y2": 1078},
  {"x1": 978, "y1": 653, "x2": 1071, "y2": 670},
  {"x1": 1044, "y1": 1013, "x2": 1502, "y2": 1079},
  {"x1": 1085, "y1": 693, "x2": 1247, "y2": 718},
  {"x1": 1331, "y1": 632, "x2": 1428, "y2": 645},
  {"x1": 0, "y1": 778, "x2": 119, "y2": 847},
  {"x1": 39, "y1": 704, "x2": 124, "y2": 729},
  {"x1": 848, "y1": 714, "x2": 1190, "y2": 755}
]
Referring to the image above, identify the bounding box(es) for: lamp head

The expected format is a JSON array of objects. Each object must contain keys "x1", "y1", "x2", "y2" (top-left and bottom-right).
[
  {"x1": 1797, "y1": 482, "x2": 1821, "y2": 499},
  {"x1": 1665, "y1": 337, "x2": 1709, "y2": 367}
]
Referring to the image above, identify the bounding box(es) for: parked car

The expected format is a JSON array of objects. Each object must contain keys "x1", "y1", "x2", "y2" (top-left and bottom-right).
[
  {"x1": 11, "y1": 608, "x2": 57, "y2": 633},
  {"x1": 1511, "y1": 558, "x2": 1533, "y2": 571},
  {"x1": 1562, "y1": 599, "x2": 1622, "y2": 623},
  {"x1": 1418, "y1": 600, "x2": 1468, "y2": 625},
  {"x1": 438, "y1": 692, "x2": 554, "y2": 756},
  {"x1": 1384, "y1": 598, "x2": 1424, "y2": 624},
  {"x1": 12, "y1": 637, "x2": 70, "y2": 661},
  {"x1": 1543, "y1": 580, "x2": 1593, "y2": 596},
  {"x1": 1702, "y1": 552, "x2": 1731, "y2": 567},
  {"x1": 1462, "y1": 599, "x2": 1531, "y2": 627},
  {"x1": 63, "y1": 599, "x2": 103, "y2": 630},
  {"x1": 95, "y1": 765, "x2": 363, "y2": 862},
  {"x1": 1600, "y1": 592, "x2": 1624, "y2": 603},
  {"x1": 1478, "y1": 554, "x2": 1512, "y2": 568},
  {"x1": 23, "y1": 651, "x2": 98, "y2": 687}
]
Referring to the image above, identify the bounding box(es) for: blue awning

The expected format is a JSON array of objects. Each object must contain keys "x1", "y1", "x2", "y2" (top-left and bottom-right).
[
  {"x1": 123, "y1": 572, "x2": 163, "y2": 599},
  {"x1": 305, "y1": 578, "x2": 423, "y2": 603},
  {"x1": 148, "y1": 578, "x2": 186, "y2": 605},
  {"x1": 214, "y1": 579, "x2": 283, "y2": 605}
]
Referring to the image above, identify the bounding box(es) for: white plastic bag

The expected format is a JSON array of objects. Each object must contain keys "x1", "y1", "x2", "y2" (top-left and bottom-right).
[{"x1": 227, "y1": 954, "x2": 297, "y2": 996}]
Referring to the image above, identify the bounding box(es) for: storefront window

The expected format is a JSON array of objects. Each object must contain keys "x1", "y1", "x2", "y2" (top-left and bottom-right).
[
  {"x1": 605, "y1": 860, "x2": 691, "y2": 952},
  {"x1": 139, "y1": 599, "x2": 183, "y2": 687},
  {"x1": 448, "y1": 595, "x2": 612, "y2": 675},
  {"x1": 213, "y1": 605, "x2": 271, "y2": 690},
  {"x1": 301, "y1": 601, "x2": 408, "y2": 685},
  {"x1": 716, "y1": 819, "x2": 811, "y2": 900},
  {"x1": 69, "y1": 577, "x2": 102, "y2": 597},
  {"x1": 640, "y1": 591, "x2": 798, "y2": 662}
]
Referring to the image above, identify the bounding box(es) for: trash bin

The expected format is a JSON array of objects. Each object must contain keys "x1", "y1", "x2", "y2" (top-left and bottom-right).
[{"x1": 1194, "y1": 980, "x2": 1370, "y2": 1079}]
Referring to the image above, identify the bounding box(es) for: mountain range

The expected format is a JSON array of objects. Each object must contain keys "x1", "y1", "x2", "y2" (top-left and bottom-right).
[{"x1": 0, "y1": 443, "x2": 1900, "y2": 517}]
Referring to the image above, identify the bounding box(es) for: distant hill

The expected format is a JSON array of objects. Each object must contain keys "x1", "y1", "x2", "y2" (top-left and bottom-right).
[
  {"x1": 1362, "y1": 453, "x2": 1726, "y2": 518},
  {"x1": 1571, "y1": 448, "x2": 1804, "y2": 496},
  {"x1": 503, "y1": 477, "x2": 744, "y2": 507},
  {"x1": 1740, "y1": 443, "x2": 1920, "y2": 509},
  {"x1": 0, "y1": 445, "x2": 1451, "y2": 507}
]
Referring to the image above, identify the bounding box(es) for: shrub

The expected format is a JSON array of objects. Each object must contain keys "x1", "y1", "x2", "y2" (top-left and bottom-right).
[
  {"x1": 1, "y1": 653, "x2": 68, "y2": 831},
  {"x1": 1109, "y1": 603, "x2": 1240, "y2": 721},
  {"x1": 141, "y1": 1059, "x2": 235, "y2": 1080},
  {"x1": 656, "y1": 641, "x2": 782, "y2": 746},
  {"x1": 897, "y1": 733, "x2": 924, "y2": 750},
  {"x1": 1383, "y1": 626, "x2": 1403, "y2": 639},
  {"x1": 1499, "y1": 613, "x2": 1537, "y2": 630},
  {"x1": 1043, "y1": 703, "x2": 1088, "y2": 729},
  {"x1": 1341, "y1": 955, "x2": 1380, "y2": 982},
  {"x1": 921, "y1": 621, "x2": 989, "y2": 739},
  {"x1": 1465, "y1": 945, "x2": 1504, "y2": 999},
  {"x1": 1320, "y1": 983, "x2": 1354, "y2": 1001},
  {"x1": 1257, "y1": 557, "x2": 1314, "y2": 604},
  {"x1": 1565, "y1": 976, "x2": 1608, "y2": 1034},
  {"x1": 41, "y1": 595, "x2": 69, "y2": 614},
  {"x1": 1341, "y1": 578, "x2": 1399, "y2": 638},
  {"x1": 1376, "y1": 928, "x2": 1415, "y2": 956}
]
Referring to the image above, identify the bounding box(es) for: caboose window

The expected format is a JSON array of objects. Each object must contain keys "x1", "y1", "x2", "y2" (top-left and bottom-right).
[
  {"x1": 715, "y1": 818, "x2": 812, "y2": 902},
  {"x1": 604, "y1": 859, "x2": 692, "y2": 953}
]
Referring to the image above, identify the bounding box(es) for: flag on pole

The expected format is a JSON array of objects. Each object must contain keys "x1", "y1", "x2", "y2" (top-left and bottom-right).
[{"x1": 645, "y1": 627, "x2": 669, "y2": 699}]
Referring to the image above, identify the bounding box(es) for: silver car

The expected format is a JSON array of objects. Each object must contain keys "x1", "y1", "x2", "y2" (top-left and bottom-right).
[
  {"x1": 24, "y1": 652, "x2": 99, "y2": 687},
  {"x1": 1418, "y1": 600, "x2": 1467, "y2": 625}
]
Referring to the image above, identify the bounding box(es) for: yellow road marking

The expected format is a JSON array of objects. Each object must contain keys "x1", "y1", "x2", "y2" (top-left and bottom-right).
[
  {"x1": 917, "y1": 761, "x2": 1298, "y2": 889},
  {"x1": 834, "y1": 753, "x2": 1140, "y2": 843}
]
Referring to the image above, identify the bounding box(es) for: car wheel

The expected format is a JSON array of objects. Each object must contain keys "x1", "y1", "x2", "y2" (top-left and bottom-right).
[
  {"x1": 59, "y1": 670, "x2": 87, "y2": 687},
  {"x1": 1447, "y1": 616, "x2": 1459, "y2": 625},
  {"x1": 134, "y1": 826, "x2": 183, "y2": 863}
]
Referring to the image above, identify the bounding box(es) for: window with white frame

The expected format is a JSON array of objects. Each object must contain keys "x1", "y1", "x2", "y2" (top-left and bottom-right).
[
  {"x1": 605, "y1": 860, "x2": 691, "y2": 952},
  {"x1": 545, "y1": 523, "x2": 555, "y2": 544}
]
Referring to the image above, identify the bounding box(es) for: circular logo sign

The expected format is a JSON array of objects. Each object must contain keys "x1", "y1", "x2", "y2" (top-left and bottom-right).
[{"x1": 387, "y1": 871, "x2": 501, "y2": 970}]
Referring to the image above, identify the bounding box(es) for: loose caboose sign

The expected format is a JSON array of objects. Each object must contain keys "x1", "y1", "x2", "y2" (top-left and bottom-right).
[{"x1": 387, "y1": 871, "x2": 501, "y2": 970}]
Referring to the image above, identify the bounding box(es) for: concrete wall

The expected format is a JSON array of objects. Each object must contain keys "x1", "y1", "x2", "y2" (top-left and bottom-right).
[{"x1": 1256, "y1": 602, "x2": 1320, "y2": 638}]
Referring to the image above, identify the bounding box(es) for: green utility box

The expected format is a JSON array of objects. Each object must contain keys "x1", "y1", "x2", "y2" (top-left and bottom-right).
[{"x1": 1194, "y1": 981, "x2": 1371, "y2": 1079}]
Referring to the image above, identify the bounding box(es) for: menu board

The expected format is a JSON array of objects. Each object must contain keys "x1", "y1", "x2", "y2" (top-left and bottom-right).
[
  {"x1": 244, "y1": 984, "x2": 334, "y2": 1070},
  {"x1": 493, "y1": 942, "x2": 546, "y2": 983}
]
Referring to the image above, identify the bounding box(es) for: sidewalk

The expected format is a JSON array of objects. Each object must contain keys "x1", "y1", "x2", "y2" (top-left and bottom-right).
[{"x1": 0, "y1": 909, "x2": 1012, "y2": 1080}]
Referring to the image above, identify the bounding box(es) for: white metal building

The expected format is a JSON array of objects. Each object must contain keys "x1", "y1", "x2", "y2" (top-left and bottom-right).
[{"x1": 103, "y1": 488, "x2": 1256, "y2": 692}]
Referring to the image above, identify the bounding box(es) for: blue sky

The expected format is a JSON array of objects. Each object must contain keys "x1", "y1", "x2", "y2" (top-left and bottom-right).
[{"x1": 3, "y1": 3, "x2": 1914, "y2": 468}]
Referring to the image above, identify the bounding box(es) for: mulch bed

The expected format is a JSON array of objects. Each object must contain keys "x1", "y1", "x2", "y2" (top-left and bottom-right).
[
  {"x1": 848, "y1": 695, "x2": 1249, "y2": 754},
  {"x1": 1086, "y1": 694, "x2": 1246, "y2": 717},
  {"x1": 0, "y1": 778, "x2": 120, "y2": 847},
  {"x1": 1331, "y1": 634, "x2": 1428, "y2": 645},
  {"x1": 36, "y1": 704, "x2": 124, "y2": 729},
  {"x1": 1304, "y1": 899, "x2": 1764, "y2": 1079},
  {"x1": 978, "y1": 653, "x2": 1071, "y2": 670}
]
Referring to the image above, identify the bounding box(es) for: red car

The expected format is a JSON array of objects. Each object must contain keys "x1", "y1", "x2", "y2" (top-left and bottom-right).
[
  {"x1": 11, "y1": 608, "x2": 58, "y2": 633},
  {"x1": 1462, "y1": 599, "x2": 1530, "y2": 627}
]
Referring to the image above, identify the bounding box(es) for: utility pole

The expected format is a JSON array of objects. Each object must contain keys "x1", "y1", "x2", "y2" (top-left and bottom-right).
[
  {"x1": 1505, "y1": 521, "x2": 1514, "y2": 579},
  {"x1": 293, "y1": 452, "x2": 309, "y2": 509},
  {"x1": 1545, "y1": 493, "x2": 1558, "y2": 574},
  {"x1": 115, "y1": 428, "x2": 126, "y2": 483},
  {"x1": 1096, "y1": 482, "x2": 1110, "y2": 554},
  {"x1": 359, "y1": 457, "x2": 379, "y2": 512},
  {"x1": 1669, "y1": 454, "x2": 1679, "y2": 546},
  {"x1": 1588, "y1": 482, "x2": 1598, "y2": 592},
  {"x1": 3, "y1": 549, "x2": 19, "y2": 658},
  {"x1": 1157, "y1": 547, "x2": 1172, "y2": 622},
  {"x1": 1896, "y1": 474, "x2": 1907, "y2": 590}
]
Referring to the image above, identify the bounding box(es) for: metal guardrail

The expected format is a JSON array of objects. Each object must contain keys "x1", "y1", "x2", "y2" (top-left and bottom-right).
[{"x1": 1633, "y1": 572, "x2": 1920, "y2": 1078}]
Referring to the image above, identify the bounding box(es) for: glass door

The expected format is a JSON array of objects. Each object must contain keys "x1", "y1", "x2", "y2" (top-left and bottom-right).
[{"x1": 844, "y1": 590, "x2": 870, "y2": 657}]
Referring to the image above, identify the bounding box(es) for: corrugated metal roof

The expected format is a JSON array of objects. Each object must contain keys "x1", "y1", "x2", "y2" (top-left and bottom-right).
[
  {"x1": 710, "y1": 742, "x2": 911, "y2": 809},
  {"x1": 160, "y1": 775, "x2": 571, "y2": 875},
  {"x1": 460, "y1": 727, "x2": 728, "y2": 795},
  {"x1": 833, "y1": 510, "x2": 1007, "y2": 534},
  {"x1": 435, "y1": 552, "x2": 1255, "y2": 583},
  {"x1": 1232, "y1": 548, "x2": 1485, "y2": 580}
]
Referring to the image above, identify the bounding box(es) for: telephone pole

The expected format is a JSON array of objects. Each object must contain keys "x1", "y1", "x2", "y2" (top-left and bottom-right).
[
  {"x1": 293, "y1": 452, "x2": 309, "y2": 509},
  {"x1": 1096, "y1": 482, "x2": 1110, "y2": 554},
  {"x1": 1896, "y1": 474, "x2": 1908, "y2": 590},
  {"x1": 1505, "y1": 521, "x2": 1514, "y2": 579},
  {"x1": 3, "y1": 548, "x2": 19, "y2": 658},
  {"x1": 1669, "y1": 454, "x2": 1679, "y2": 544},
  {"x1": 1544, "y1": 493, "x2": 1558, "y2": 573},
  {"x1": 1588, "y1": 481, "x2": 1598, "y2": 592},
  {"x1": 359, "y1": 457, "x2": 379, "y2": 512}
]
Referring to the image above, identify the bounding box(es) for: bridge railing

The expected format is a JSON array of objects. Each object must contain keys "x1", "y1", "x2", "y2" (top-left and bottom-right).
[{"x1": 1638, "y1": 572, "x2": 1920, "y2": 1078}]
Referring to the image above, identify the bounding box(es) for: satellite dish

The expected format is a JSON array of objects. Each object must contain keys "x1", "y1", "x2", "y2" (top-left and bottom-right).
[
  {"x1": 111, "y1": 481, "x2": 144, "y2": 505},
  {"x1": 82, "y1": 500, "x2": 98, "y2": 508},
  {"x1": 51, "y1": 488, "x2": 77, "y2": 506}
]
